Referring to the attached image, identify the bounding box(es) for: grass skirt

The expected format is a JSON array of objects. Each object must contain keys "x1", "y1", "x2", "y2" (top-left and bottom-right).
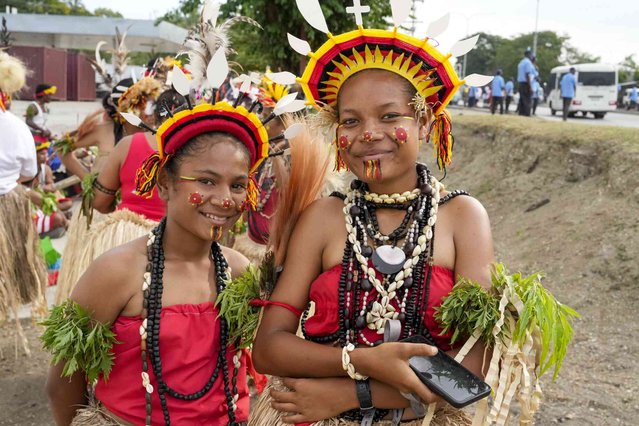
[
  {"x1": 55, "y1": 208, "x2": 157, "y2": 303},
  {"x1": 249, "y1": 377, "x2": 472, "y2": 426},
  {"x1": 70, "y1": 399, "x2": 125, "y2": 426},
  {"x1": 0, "y1": 186, "x2": 47, "y2": 355}
]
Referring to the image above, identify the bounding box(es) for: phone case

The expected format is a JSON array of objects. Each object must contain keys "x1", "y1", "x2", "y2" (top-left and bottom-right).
[{"x1": 401, "y1": 335, "x2": 491, "y2": 408}]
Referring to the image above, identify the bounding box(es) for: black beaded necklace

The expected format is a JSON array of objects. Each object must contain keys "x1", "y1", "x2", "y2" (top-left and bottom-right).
[{"x1": 142, "y1": 218, "x2": 240, "y2": 425}]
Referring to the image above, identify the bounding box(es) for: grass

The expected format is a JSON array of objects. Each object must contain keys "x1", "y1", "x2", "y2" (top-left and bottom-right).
[{"x1": 452, "y1": 114, "x2": 639, "y2": 150}]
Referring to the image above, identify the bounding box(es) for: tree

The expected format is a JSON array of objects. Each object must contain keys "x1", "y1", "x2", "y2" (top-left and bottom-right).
[
  {"x1": 1, "y1": 16, "x2": 13, "y2": 47},
  {"x1": 160, "y1": 0, "x2": 393, "y2": 73},
  {"x1": 93, "y1": 7, "x2": 123, "y2": 18},
  {"x1": 463, "y1": 32, "x2": 507, "y2": 76},
  {"x1": 618, "y1": 54, "x2": 639, "y2": 83},
  {"x1": 562, "y1": 45, "x2": 600, "y2": 65},
  {"x1": 0, "y1": 0, "x2": 92, "y2": 16}
]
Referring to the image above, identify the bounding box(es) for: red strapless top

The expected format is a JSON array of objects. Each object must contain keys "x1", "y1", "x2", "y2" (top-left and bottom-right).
[
  {"x1": 117, "y1": 132, "x2": 165, "y2": 221},
  {"x1": 304, "y1": 263, "x2": 457, "y2": 350},
  {"x1": 94, "y1": 302, "x2": 249, "y2": 425}
]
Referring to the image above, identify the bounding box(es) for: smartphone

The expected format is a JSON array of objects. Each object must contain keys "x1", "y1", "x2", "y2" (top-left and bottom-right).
[{"x1": 401, "y1": 335, "x2": 491, "y2": 408}]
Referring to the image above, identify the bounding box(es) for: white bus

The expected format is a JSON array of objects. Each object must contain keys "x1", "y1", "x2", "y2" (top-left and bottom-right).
[{"x1": 547, "y1": 63, "x2": 618, "y2": 119}]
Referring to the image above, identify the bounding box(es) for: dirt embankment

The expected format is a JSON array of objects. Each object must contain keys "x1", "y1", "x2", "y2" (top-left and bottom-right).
[
  {"x1": 1, "y1": 115, "x2": 638, "y2": 425},
  {"x1": 443, "y1": 115, "x2": 639, "y2": 425}
]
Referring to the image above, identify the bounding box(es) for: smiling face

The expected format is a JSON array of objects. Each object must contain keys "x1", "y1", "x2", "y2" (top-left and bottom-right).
[
  {"x1": 336, "y1": 70, "x2": 428, "y2": 187},
  {"x1": 158, "y1": 134, "x2": 251, "y2": 242}
]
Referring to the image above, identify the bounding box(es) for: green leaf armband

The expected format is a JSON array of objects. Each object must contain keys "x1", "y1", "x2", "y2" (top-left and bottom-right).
[
  {"x1": 216, "y1": 265, "x2": 262, "y2": 349},
  {"x1": 39, "y1": 300, "x2": 120, "y2": 383},
  {"x1": 435, "y1": 262, "x2": 579, "y2": 380}
]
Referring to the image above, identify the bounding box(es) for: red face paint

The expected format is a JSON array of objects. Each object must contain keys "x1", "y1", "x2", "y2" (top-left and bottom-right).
[
  {"x1": 222, "y1": 198, "x2": 232, "y2": 209},
  {"x1": 394, "y1": 126, "x2": 408, "y2": 144},
  {"x1": 188, "y1": 192, "x2": 203, "y2": 207},
  {"x1": 338, "y1": 135, "x2": 350, "y2": 150},
  {"x1": 362, "y1": 130, "x2": 373, "y2": 142}
]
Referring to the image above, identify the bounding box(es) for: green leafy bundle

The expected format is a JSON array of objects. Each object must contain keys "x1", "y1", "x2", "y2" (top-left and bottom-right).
[
  {"x1": 38, "y1": 189, "x2": 59, "y2": 215},
  {"x1": 40, "y1": 300, "x2": 119, "y2": 382},
  {"x1": 80, "y1": 173, "x2": 97, "y2": 227},
  {"x1": 217, "y1": 266, "x2": 262, "y2": 348},
  {"x1": 53, "y1": 133, "x2": 76, "y2": 155},
  {"x1": 435, "y1": 263, "x2": 579, "y2": 380}
]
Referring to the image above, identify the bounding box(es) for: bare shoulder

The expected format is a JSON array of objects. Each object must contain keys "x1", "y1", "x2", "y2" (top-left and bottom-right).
[
  {"x1": 112, "y1": 134, "x2": 133, "y2": 154},
  {"x1": 297, "y1": 195, "x2": 345, "y2": 229},
  {"x1": 441, "y1": 193, "x2": 490, "y2": 227},
  {"x1": 71, "y1": 236, "x2": 148, "y2": 322},
  {"x1": 220, "y1": 246, "x2": 250, "y2": 279}
]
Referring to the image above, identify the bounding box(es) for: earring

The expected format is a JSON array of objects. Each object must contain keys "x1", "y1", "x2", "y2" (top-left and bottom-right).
[
  {"x1": 210, "y1": 225, "x2": 223, "y2": 241},
  {"x1": 393, "y1": 126, "x2": 408, "y2": 145},
  {"x1": 333, "y1": 140, "x2": 349, "y2": 172},
  {"x1": 362, "y1": 130, "x2": 373, "y2": 142},
  {"x1": 188, "y1": 192, "x2": 203, "y2": 207}
]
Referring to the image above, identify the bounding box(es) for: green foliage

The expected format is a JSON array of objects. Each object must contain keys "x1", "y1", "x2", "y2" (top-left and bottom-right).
[
  {"x1": 619, "y1": 55, "x2": 639, "y2": 83},
  {"x1": 93, "y1": 7, "x2": 123, "y2": 18},
  {"x1": 465, "y1": 31, "x2": 567, "y2": 84},
  {"x1": 216, "y1": 265, "x2": 261, "y2": 348},
  {"x1": 435, "y1": 279, "x2": 500, "y2": 345},
  {"x1": 160, "y1": 0, "x2": 392, "y2": 73},
  {"x1": 435, "y1": 263, "x2": 579, "y2": 380},
  {"x1": 40, "y1": 300, "x2": 119, "y2": 382},
  {"x1": 52, "y1": 133, "x2": 76, "y2": 156},
  {"x1": 0, "y1": 0, "x2": 92, "y2": 15},
  {"x1": 39, "y1": 190, "x2": 59, "y2": 215},
  {"x1": 81, "y1": 172, "x2": 96, "y2": 227},
  {"x1": 1, "y1": 16, "x2": 13, "y2": 47}
]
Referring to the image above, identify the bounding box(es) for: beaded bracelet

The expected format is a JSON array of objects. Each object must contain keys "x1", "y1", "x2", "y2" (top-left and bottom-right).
[
  {"x1": 342, "y1": 343, "x2": 368, "y2": 380},
  {"x1": 93, "y1": 179, "x2": 118, "y2": 196}
]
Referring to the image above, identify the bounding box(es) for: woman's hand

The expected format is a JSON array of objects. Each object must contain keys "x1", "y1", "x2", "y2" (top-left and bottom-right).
[
  {"x1": 270, "y1": 377, "x2": 356, "y2": 424},
  {"x1": 351, "y1": 342, "x2": 443, "y2": 405}
]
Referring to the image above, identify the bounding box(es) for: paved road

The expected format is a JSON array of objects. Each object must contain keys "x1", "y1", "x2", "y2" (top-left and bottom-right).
[
  {"x1": 12, "y1": 100, "x2": 639, "y2": 130},
  {"x1": 450, "y1": 104, "x2": 639, "y2": 129}
]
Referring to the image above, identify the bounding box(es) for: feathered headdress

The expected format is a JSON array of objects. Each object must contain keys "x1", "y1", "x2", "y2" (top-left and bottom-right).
[
  {"x1": 272, "y1": 0, "x2": 493, "y2": 170},
  {"x1": 0, "y1": 50, "x2": 26, "y2": 111},
  {"x1": 120, "y1": 1, "x2": 305, "y2": 205},
  {"x1": 258, "y1": 69, "x2": 290, "y2": 108},
  {"x1": 88, "y1": 26, "x2": 130, "y2": 89},
  {"x1": 116, "y1": 77, "x2": 162, "y2": 120},
  {"x1": 181, "y1": 0, "x2": 261, "y2": 91}
]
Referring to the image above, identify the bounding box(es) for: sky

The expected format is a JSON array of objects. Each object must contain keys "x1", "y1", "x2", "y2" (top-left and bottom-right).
[{"x1": 83, "y1": 0, "x2": 639, "y2": 65}]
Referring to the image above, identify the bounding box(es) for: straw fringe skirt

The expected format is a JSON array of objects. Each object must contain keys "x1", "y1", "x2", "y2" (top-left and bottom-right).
[
  {"x1": 0, "y1": 186, "x2": 47, "y2": 323},
  {"x1": 249, "y1": 377, "x2": 472, "y2": 426},
  {"x1": 70, "y1": 399, "x2": 125, "y2": 426},
  {"x1": 55, "y1": 208, "x2": 156, "y2": 303}
]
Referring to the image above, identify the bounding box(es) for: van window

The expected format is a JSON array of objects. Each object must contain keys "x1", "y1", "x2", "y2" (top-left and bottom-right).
[
  {"x1": 578, "y1": 72, "x2": 616, "y2": 86},
  {"x1": 549, "y1": 73, "x2": 557, "y2": 89}
]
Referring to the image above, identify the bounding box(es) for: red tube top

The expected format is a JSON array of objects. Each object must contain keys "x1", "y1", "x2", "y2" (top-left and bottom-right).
[
  {"x1": 117, "y1": 132, "x2": 165, "y2": 221},
  {"x1": 94, "y1": 302, "x2": 249, "y2": 425},
  {"x1": 303, "y1": 264, "x2": 457, "y2": 350}
]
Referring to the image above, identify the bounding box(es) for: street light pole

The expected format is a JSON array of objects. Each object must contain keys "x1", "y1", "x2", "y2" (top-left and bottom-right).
[
  {"x1": 532, "y1": 0, "x2": 540, "y2": 56},
  {"x1": 462, "y1": 17, "x2": 469, "y2": 77}
]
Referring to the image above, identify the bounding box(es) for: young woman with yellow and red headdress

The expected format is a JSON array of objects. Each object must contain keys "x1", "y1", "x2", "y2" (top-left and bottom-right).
[
  {"x1": 43, "y1": 3, "x2": 303, "y2": 425},
  {"x1": 249, "y1": 2, "x2": 576, "y2": 425}
]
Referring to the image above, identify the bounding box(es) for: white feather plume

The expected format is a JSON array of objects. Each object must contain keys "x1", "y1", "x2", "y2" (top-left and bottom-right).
[{"x1": 181, "y1": 0, "x2": 262, "y2": 90}]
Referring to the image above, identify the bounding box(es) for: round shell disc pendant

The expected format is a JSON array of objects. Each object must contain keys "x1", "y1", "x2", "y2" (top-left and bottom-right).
[{"x1": 372, "y1": 245, "x2": 406, "y2": 275}]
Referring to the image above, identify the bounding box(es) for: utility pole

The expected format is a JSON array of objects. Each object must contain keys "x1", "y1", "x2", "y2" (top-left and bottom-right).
[
  {"x1": 532, "y1": 0, "x2": 540, "y2": 56},
  {"x1": 409, "y1": 0, "x2": 424, "y2": 36}
]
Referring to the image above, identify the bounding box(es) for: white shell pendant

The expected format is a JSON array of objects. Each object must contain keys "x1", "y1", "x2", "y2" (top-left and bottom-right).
[{"x1": 372, "y1": 245, "x2": 406, "y2": 275}]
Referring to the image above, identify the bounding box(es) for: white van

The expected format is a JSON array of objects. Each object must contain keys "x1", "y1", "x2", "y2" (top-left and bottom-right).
[{"x1": 547, "y1": 63, "x2": 618, "y2": 119}]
